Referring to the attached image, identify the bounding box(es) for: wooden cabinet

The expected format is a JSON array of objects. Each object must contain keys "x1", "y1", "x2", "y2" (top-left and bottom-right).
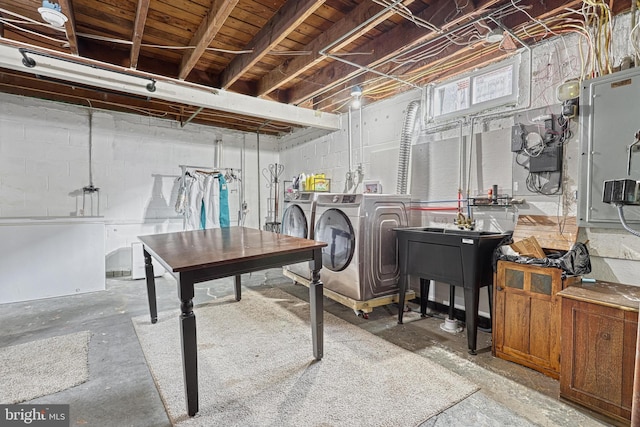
[
  {"x1": 559, "y1": 282, "x2": 640, "y2": 424},
  {"x1": 493, "y1": 261, "x2": 578, "y2": 378}
]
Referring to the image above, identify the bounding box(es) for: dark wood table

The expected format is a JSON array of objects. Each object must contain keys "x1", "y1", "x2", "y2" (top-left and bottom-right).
[{"x1": 138, "y1": 226, "x2": 327, "y2": 417}]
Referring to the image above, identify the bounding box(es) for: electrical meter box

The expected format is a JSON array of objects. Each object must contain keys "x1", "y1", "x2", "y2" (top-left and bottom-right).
[{"x1": 578, "y1": 67, "x2": 640, "y2": 227}]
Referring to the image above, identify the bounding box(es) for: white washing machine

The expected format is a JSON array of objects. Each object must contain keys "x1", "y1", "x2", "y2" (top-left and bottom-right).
[
  {"x1": 313, "y1": 193, "x2": 410, "y2": 301},
  {"x1": 281, "y1": 191, "x2": 316, "y2": 279}
]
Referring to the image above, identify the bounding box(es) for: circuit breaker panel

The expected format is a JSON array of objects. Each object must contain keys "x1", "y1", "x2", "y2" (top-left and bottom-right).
[{"x1": 578, "y1": 67, "x2": 640, "y2": 227}]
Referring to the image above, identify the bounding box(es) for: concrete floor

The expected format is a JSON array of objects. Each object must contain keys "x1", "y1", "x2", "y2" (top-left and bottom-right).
[{"x1": 0, "y1": 270, "x2": 619, "y2": 427}]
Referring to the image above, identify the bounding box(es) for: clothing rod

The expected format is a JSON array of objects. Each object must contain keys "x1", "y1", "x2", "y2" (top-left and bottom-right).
[{"x1": 179, "y1": 164, "x2": 242, "y2": 171}]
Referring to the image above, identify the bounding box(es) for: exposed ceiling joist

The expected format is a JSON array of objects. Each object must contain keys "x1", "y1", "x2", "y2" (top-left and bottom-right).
[
  {"x1": 221, "y1": 0, "x2": 327, "y2": 90},
  {"x1": 178, "y1": 0, "x2": 240, "y2": 81},
  {"x1": 257, "y1": 0, "x2": 420, "y2": 98},
  {"x1": 57, "y1": 0, "x2": 79, "y2": 56},
  {"x1": 0, "y1": 0, "x2": 616, "y2": 135},
  {"x1": 130, "y1": 0, "x2": 151, "y2": 69},
  {"x1": 288, "y1": 0, "x2": 507, "y2": 105}
]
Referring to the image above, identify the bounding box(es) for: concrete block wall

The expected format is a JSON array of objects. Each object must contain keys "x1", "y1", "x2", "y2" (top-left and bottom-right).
[
  {"x1": 0, "y1": 92, "x2": 279, "y2": 273},
  {"x1": 279, "y1": 89, "x2": 420, "y2": 195},
  {"x1": 277, "y1": 12, "x2": 640, "y2": 316}
]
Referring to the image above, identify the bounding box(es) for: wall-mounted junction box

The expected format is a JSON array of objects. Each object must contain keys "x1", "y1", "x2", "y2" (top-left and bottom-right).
[
  {"x1": 530, "y1": 145, "x2": 563, "y2": 173},
  {"x1": 602, "y1": 179, "x2": 640, "y2": 205},
  {"x1": 578, "y1": 67, "x2": 640, "y2": 227}
]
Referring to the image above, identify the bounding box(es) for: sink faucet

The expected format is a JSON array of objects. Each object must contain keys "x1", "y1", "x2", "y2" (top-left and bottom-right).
[{"x1": 454, "y1": 212, "x2": 476, "y2": 230}]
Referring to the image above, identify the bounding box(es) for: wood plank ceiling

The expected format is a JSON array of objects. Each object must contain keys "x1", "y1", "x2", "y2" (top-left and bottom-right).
[{"x1": 0, "y1": 0, "x2": 629, "y2": 136}]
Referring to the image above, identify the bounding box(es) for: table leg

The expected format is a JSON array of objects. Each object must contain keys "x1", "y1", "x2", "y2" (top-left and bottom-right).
[
  {"x1": 143, "y1": 248, "x2": 158, "y2": 324},
  {"x1": 463, "y1": 287, "x2": 480, "y2": 355},
  {"x1": 448, "y1": 285, "x2": 456, "y2": 320},
  {"x1": 177, "y1": 275, "x2": 198, "y2": 416},
  {"x1": 234, "y1": 275, "x2": 241, "y2": 301},
  {"x1": 397, "y1": 273, "x2": 407, "y2": 324},
  {"x1": 487, "y1": 285, "x2": 493, "y2": 332},
  {"x1": 420, "y1": 278, "x2": 430, "y2": 317},
  {"x1": 309, "y1": 249, "x2": 323, "y2": 360},
  {"x1": 397, "y1": 238, "x2": 409, "y2": 325}
]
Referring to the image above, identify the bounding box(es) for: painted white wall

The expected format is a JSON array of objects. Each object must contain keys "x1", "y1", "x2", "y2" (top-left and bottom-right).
[{"x1": 0, "y1": 92, "x2": 279, "y2": 273}]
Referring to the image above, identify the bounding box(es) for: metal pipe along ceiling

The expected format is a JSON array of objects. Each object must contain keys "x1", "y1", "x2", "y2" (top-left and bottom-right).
[{"x1": 396, "y1": 100, "x2": 421, "y2": 195}]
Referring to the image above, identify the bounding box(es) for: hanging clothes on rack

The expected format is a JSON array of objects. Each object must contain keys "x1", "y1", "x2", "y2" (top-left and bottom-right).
[
  {"x1": 185, "y1": 171, "x2": 207, "y2": 230},
  {"x1": 174, "y1": 172, "x2": 192, "y2": 215},
  {"x1": 203, "y1": 173, "x2": 220, "y2": 229},
  {"x1": 178, "y1": 164, "x2": 237, "y2": 230},
  {"x1": 219, "y1": 174, "x2": 230, "y2": 227}
]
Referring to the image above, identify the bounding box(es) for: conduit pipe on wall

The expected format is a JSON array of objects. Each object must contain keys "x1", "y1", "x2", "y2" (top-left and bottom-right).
[
  {"x1": 256, "y1": 129, "x2": 262, "y2": 230},
  {"x1": 241, "y1": 134, "x2": 247, "y2": 226},
  {"x1": 466, "y1": 24, "x2": 532, "y2": 201},
  {"x1": 411, "y1": 198, "x2": 467, "y2": 212},
  {"x1": 632, "y1": 0, "x2": 638, "y2": 66},
  {"x1": 213, "y1": 137, "x2": 222, "y2": 169},
  {"x1": 413, "y1": 18, "x2": 531, "y2": 214},
  {"x1": 427, "y1": 20, "x2": 532, "y2": 218},
  {"x1": 346, "y1": 106, "x2": 353, "y2": 186},
  {"x1": 410, "y1": 207, "x2": 460, "y2": 211}
]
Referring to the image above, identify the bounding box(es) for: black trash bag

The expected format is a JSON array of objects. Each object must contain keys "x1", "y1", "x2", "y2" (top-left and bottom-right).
[
  {"x1": 494, "y1": 241, "x2": 591, "y2": 278},
  {"x1": 554, "y1": 242, "x2": 592, "y2": 276}
]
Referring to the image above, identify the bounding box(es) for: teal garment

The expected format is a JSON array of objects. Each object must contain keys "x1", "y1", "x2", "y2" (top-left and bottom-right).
[
  {"x1": 200, "y1": 201, "x2": 206, "y2": 229},
  {"x1": 219, "y1": 174, "x2": 230, "y2": 227}
]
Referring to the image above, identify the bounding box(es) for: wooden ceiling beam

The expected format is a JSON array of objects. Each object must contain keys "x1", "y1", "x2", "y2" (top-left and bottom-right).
[
  {"x1": 257, "y1": 0, "x2": 421, "y2": 97},
  {"x1": 130, "y1": 0, "x2": 151, "y2": 70},
  {"x1": 57, "y1": 0, "x2": 79, "y2": 56},
  {"x1": 220, "y1": 0, "x2": 327, "y2": 90},
  {"x1": 286, "y1": 0, "x2": 503, "y2": 106},
  {"x1": 178, "y1": 0, "x2": 239, "y2": 81}
]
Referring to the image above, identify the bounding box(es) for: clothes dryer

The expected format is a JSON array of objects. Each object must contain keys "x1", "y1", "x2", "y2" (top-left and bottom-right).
[
  {"x1": 313, "y1": 193, "x2": 410, "y2": 301},
  {"x1": 281, "y1": 191, "x2": 316, "y2": 279}
]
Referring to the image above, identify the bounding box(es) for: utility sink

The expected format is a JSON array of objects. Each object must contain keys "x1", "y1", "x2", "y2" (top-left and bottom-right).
[{"x1": 395, "y1": 226, "x2": 511, "y2": 354}]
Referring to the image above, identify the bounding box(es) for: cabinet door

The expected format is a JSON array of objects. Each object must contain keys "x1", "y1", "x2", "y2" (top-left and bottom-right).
[
  {"x1": 560, "y1": 298, "x2": 638, "y2": 422},
  {"x1": 494, "y1": 261, "x2": 563, "y2": 376}
]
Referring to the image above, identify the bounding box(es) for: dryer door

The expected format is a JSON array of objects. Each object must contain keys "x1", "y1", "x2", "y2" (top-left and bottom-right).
[
  {"x1": 282, "y1": 204, "x2": 308, "y2": 238},
  {"x1": 315, "y1": 208, "x2": 355, "y2": 271}
]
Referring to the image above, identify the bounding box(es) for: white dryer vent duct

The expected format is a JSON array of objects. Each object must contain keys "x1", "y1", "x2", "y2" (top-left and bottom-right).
[{"x1": 396, "y1": 100, "x2": 421, "y2": 194}]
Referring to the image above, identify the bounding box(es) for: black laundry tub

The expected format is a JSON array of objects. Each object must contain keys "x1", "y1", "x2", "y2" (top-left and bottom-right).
[{"x1": 395, "y1": 227, "x2": 511, "y2": 354}]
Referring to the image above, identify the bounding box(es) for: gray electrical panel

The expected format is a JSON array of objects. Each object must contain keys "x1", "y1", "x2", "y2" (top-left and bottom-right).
[{"x1": 578, "y1": 67, "x2": 640, "y2": 227}]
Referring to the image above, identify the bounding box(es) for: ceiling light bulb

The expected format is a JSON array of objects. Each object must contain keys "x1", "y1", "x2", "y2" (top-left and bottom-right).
[
  {"x1": 38, "y1": 7, "x2": 68, "y2": 27},
  {"x1": 351, "y1": 98, "x2": 361, "y2": 109},
  {"x1": 485, "y1": 29, "x2": 504, "y2": 43},
  {"x1": 38, "y1": 1, "x2": 67, "y2": 27},
  {"x1": 556, "y1": 80, "x2": 580, "y2": 101}
]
